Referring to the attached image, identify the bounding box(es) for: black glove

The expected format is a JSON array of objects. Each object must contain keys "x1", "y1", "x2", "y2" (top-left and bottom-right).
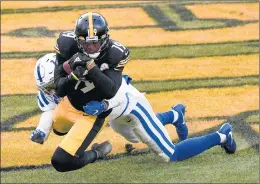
[
  {"x1": 68, "y1": 52, "x2": 93, "y2": 70},
  {"x1": 68, "y1": 66, "x2": 88, "y2": 81}
]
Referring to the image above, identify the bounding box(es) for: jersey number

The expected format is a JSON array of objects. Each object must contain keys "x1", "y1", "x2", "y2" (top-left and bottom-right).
[
  {"x1": 112, "y1": 41, "x2": 126, "y2": 53},
  {"x1": 62, "y1": 31, "x2": 75, "y2": 38},
  {"x1": 75, "y1": 81, "x2": 95, "y2": 93}
]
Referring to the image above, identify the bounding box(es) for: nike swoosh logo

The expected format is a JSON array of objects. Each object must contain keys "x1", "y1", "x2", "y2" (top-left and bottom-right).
[
  {"x1": 181, "y1": 112, "x2": 186, "y2": 124},
  {"x1": 93, "y1": 110, "x2": 99, "y2": 115}
]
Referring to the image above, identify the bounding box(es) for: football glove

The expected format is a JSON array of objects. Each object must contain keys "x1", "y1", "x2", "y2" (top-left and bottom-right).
[
  {"x1": 83, "y1": 101, "x2": 108, "y2": 116},
  {"x1": 68, "y1": 66, "x2": 88, "y2": 81},
  {"x1": 63, "y1": 52, "x2": 94, "y2": 74},
  {"x1": 68, "y1": 52, "x2": 93, "y2": 70},
  {"x1": 30, "y1": 129, "x2": 46, "y2": 144}
]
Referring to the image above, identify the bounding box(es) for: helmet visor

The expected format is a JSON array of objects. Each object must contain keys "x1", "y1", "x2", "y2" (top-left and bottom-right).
[{"x1": 79, "y1": 39, "x2": 101, "y2": 54}]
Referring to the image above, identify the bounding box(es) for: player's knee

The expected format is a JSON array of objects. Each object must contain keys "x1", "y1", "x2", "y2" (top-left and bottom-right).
[{"x1": 51, "y1": 147, "x2": 73, "y2": 172}]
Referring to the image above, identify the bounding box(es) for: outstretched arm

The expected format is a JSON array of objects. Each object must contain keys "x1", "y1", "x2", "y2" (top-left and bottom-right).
[
  {"x1": 30, "y1": 91, "x2": 56, "y2": 144},
  {"x1": 30, "y1": 110, "x2": 54, "y2": 144}
]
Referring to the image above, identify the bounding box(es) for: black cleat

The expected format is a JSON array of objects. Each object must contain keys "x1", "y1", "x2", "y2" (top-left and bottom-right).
[{"x1": 91, "y1": 141, "x2": 112, "y2": 159}]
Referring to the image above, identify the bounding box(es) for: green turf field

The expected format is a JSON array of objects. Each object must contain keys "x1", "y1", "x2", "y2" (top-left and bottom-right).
[
  {"x1": 2, "y1": 132, "x2": 259, "y2": 183},
  {"x1": 1, "y1": 0, "x2": 259, "y2": 183}
]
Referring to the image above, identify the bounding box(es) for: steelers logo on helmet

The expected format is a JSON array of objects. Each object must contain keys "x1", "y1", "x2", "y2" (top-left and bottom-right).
[{"x1": 74, "y1": 12, "x2": 110, "y2": 59}]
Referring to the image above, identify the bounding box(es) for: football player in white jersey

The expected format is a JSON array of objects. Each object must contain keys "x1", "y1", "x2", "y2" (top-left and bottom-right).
[
  {"x1": 30, "y1": 53, "x2": 113, "y2": 171},
  {"x1": 84, "y1": 75, "x2": 237, "y2": 162},
  {"x1": 30, "y1": 53, "x2": 189, "y2": 172},
  {"x1": 30, "y1": 53, "x2": 188, "y2": 145},
  {"x1": 30, "y1": 53, "x2": 58, "y2": 144}
]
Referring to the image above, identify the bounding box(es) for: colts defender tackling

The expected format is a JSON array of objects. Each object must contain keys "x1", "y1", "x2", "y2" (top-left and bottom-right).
[
  {"x1": 31, "y1": 53, "x2": 113, "y2": 171},
  {"x1": 30, "y1": 12, "x2": 236, "y2": 172}
]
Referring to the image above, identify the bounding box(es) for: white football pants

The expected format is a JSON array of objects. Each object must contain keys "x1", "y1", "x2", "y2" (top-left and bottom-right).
[{"x1": 109, "y1": 95, "x2": 175, "y2": 162}]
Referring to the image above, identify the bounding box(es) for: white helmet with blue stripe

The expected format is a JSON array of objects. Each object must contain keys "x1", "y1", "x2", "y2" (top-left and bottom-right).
[{"x1": 34, "y1": 53, "x2": 58, "y2": 102}]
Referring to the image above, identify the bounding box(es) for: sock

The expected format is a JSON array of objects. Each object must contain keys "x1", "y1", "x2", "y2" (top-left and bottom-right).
[
  {"x1": 51, "y1": 147, "x2": 98, "y2": 172},
  {"x1": 156, "y1": 110, "x2": 178, "y2": 125},
  {"x1": 171, "y1": 132, "x2": 221, "y2": 161}
]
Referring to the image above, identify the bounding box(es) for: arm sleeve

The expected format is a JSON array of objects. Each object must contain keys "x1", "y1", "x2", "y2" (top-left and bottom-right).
[
  {"x1": 87, "y1": 66, "x2": 122, "y2": 99},
  {"x1": 54, "y1": 63, "x2": 77, "y2": 97},
  {"x1": 37, "y1": 91, "x2": 56, "y2": 111},
  {"x1": 36, "y1": 110, "x2": 54, "y2": 142}
]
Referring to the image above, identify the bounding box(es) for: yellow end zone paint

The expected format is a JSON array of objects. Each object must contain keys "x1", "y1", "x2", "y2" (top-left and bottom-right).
[
  {"x1": 146, "y1": 86, "x2": 258, "y2": 119},
  {"x1": 1, "y1": 58, "x2": 38, "y2": 95},
  {"x1": 1, "y1": 36, "x2": 57, "y2": 52},
  {"x1": 186, "y1": 3, "x2": 258, "y2": 21},
  {"x1": 2, "y1": 55, "x2": 258, "y2": 95},
  {"x1": 124, "y1": 54, "x2": 258, "y2": 81},
  {"x1": 2, "y1": 23, "x2": 258, "y2": 52},
  {"x1": 1, "y1": 8, "x2": 156, "y2": 33},
  {"x1": 2, "y1": 119, "x2": 222, "y2": 167},
  {"x1": 1, "y1": 1, "x2": 151, "y2": 9},
  {"x1": 110, "y1": 23, "x2": 258, "y2": 47},
  {"x1": 1, "y1": 58, "x2": 37, "y2": 95},
  {"x1": 14, "y1": 114, "x2": 41, "y2": 128}
]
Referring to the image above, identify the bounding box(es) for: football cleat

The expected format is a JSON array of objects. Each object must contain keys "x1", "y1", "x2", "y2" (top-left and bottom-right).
[
  {"x1": 171, "y1": 104, "x2": 188, "y2": 141},
  {"x1": 218, "y1": 123, "x2": 237, "y2": 154},
  {"x1": 91, "y1": 141, "x2": 112, "y2": 159},
  {"x1": 30, "y1": 129, "x2": 46, "y2": 144}
]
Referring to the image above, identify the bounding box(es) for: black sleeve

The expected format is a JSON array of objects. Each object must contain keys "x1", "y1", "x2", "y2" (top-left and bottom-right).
[
  {"x1": 87, "y1": 66, "x2": 122, "y2": 99},
  {"x1": 56, "y1": 52, "x2": 67, "y2": 65},
  {"x1": 54, "y1": 31, "x2": 79, "y2": 63},
  {"x1": 54, "y1": 63, "x2": 77, "y2": 97}
]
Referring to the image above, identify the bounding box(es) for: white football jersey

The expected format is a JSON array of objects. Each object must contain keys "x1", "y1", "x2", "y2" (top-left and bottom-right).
[
  {"x1": 106, "y1": 75, "x2": 146, "y2": 120},
  {"x1": 37, "y1": 91, "x2": 58, "y2": 112}
]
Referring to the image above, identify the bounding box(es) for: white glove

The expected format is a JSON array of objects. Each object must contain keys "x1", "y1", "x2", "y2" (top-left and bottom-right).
[{"x1": 30, "y1": 129, "x2": 46, "y2": 144}]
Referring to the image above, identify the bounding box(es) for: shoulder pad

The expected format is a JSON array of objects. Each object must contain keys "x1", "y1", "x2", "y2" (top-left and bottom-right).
[
  {"x1": 107, "y1": 40, "x2": 130, "y2": 72},
  {"x1": 54, "y1": 31, "x2": 79, "y2": 61},
  {"x1": 37, "y1": 91, "x2": 57, "y2": 111}
]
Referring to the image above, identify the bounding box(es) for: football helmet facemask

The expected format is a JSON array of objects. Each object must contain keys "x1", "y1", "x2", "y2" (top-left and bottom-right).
[
  {"x1": 34, "y1": 53, "x2": 59, "y2": 103},
  {"x1": 74, "y1": 12, "x2": 110, "y2": 59}
]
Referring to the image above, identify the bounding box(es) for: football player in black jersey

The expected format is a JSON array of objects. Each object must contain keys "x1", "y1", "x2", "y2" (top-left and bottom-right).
[{"x1": 51, "y1": 12, "x2": 130, "y2": 172}]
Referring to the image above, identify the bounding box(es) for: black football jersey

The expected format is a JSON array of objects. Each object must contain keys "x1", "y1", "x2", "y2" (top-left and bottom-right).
[{"x1": 54, "y1": 31, "x2": 130, "y2": 111}]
